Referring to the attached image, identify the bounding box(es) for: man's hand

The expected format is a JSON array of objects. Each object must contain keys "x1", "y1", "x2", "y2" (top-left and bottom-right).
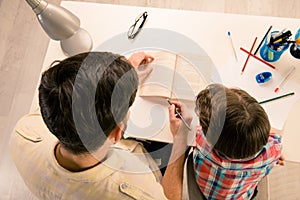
[
  {"x1": 128, "y1": 52, "x2": 154, "y2": 82},
  {"x1": 168, "y1": 100, "x2": 192, "y2": 138},
  {"x1": 128, "y1": 52, "x2": 154, "y2": 68}
]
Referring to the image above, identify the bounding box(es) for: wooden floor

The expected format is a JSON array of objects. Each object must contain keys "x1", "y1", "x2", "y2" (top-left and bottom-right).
[{"x1": 1, "y1": 0, "x2": 299, "y2": 199}]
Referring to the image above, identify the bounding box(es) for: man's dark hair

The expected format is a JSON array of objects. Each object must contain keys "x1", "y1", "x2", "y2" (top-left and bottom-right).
[
  {"x1": 39, "y1": 52, "x2": 138, "y2": 154},
  {"x1": 195, "y1": 84, "x2": 270, "y2": 159}
]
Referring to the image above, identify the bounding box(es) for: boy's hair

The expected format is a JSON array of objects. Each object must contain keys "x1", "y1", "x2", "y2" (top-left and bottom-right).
[
  {"x1": 39, "y1": 52, "x2": 138, "y2": 154},
  {"x1": 195, "y1": 84, "x2": 270, "y2": 159}
]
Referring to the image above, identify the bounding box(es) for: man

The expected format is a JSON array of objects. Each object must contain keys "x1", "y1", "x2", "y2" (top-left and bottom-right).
[{"x1": 9, "y1": 51, "x2": 191, "y2": 199}]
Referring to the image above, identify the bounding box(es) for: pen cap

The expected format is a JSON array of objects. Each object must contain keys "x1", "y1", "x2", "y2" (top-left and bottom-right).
[{"x1": 260, "y1": 31, "x2": 290, "y2": 62}]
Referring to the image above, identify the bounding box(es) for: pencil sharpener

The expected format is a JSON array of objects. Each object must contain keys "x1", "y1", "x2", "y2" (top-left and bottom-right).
[{"x1": 256, "y1": 72, "x2": 272, "y2": 84}]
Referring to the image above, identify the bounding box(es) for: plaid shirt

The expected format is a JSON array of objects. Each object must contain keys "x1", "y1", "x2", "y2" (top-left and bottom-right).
[{"x1": 193, "y1": 126, "x2": 282, "y2": 200}]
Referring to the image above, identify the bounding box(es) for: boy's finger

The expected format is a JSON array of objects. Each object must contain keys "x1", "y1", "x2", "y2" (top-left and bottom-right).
[
  {"x1": 168, "y1": 104, "x2": 177, "y2": 121},
  {"x1": 168, "y1": 100, "x2": 182, "y2": 108}
]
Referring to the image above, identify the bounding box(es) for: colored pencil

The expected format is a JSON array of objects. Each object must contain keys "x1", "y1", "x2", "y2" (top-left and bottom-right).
[
  {"x1": 274, "y1": 66, "x2": 295, "y2": 93},
  {"x1": 259, "y1": 92, "x2": 295, "y2": 104},
  {"x1": 228, "y1": 31, "x2": 238, "y2": 61},
  {"x1": 240, "y1": 47, "x2": 276, "y2": 70},
  {"x1": 241, "y1": 37, "x2": 257, "y2": 75},
  {"x1": 254, "y1": 25, "x2": 272, "y2": 55}
]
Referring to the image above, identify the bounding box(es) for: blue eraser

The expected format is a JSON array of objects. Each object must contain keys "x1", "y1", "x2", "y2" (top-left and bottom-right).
[{"x1": 256, "y1": 72, "x2": 272, "y2": 83}]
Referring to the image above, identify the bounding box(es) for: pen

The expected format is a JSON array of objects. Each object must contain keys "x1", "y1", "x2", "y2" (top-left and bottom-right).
[
  {"x1": 271, "y1": 28, "x2": 286, "y2": 41},
  {"x1": 167, "y1": 99, "x2": 192, "y2": 131},
  {"x1": 259, "y1": 92, "x2": 295, "y2": 104},
  {"x1": 228, "y1": 31, "x2": 238, "y2": 61},
  {"x1": 254, "y1": 25, "x2": 272, "y2": 55},
  {"x1": 270, "y1": 30, "x2": 292, "y2": 45},
  {"x1": 241, "y1": 37, "x2": 257, "y2": 75},
  {"x1": 274, "y1": 66, "x2": 295, "y2": 93}
]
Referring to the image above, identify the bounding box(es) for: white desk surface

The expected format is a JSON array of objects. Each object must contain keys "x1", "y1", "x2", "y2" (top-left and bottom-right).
[{"x1": 30, "y1": 1, "x2": 300, "y2": 162}]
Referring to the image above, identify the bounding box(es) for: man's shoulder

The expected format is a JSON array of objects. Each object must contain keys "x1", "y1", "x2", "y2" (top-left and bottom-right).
[
  {"x1": 9, "y1": 111, "x2": 58, "y2": 163},
  {"x1": 113, "y1": 139, "x2": 141, "y2": 152},
  {"x1": 11, "y1": 111, "x2": 57, "y2": 143}
]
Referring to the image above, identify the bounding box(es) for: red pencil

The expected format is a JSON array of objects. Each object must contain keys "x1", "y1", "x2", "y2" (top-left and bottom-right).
[
  {"x1": 241, "y1": 37, "x2": 257, "y2": 75},
  {"x1": 240, "y1": 47, "x2": 276, "y2": 70}
]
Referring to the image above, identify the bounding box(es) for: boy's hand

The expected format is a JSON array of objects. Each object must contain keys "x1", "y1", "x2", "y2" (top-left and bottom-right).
[
  {"x1": 168, "y1": 100, "x2": 192, "y2": 138},
  {"x1": 277, "y1": 154, "x2": 285, "y2": 166}
]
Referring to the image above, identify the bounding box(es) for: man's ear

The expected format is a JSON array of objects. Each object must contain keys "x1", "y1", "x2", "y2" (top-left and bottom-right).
[{"x1": 108, "y1": 123, "x2": 124, "y2": 144}]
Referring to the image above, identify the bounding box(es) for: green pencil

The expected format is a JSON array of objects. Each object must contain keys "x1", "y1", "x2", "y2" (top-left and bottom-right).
[{"x1": 259, "y1": 92, "x2": 295, "y2": 104}]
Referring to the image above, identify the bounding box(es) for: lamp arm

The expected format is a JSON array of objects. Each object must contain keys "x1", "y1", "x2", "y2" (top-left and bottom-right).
[{"x1": 25, "y1": 0, "x2": 47, "y2": 14}]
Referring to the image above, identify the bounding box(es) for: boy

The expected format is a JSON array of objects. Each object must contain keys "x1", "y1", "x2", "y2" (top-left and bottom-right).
[{"x1": 192, "y1": 84, "x2": 284, "y2": 200}]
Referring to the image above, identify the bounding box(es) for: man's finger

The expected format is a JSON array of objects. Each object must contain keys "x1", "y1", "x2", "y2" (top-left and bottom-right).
[{"x1": 137, "y1": 66, "x2": 153, "y2": 80}]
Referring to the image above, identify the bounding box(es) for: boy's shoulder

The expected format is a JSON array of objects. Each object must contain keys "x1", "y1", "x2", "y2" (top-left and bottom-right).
[
  {"x1": 193, "y1": 131, "x2": 282, "y2": 169},
  {"x1": 269, "y1": 132, "x2": 282, "y2": 143}
]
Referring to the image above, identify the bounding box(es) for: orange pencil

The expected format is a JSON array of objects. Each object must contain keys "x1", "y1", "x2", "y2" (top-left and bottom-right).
[
  {"x1": 240, "y1": 47, "x2": 276, "y2": 70},
  {"x1": 241, "y1": 37, "x2": 257, "y2": 75}
]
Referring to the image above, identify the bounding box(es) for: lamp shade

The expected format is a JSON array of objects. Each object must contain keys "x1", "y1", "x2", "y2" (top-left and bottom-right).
[
  {"x1": 25, "y1": 0, "x2": 93, "y2": 56},
  {"x1": 26, "y1": 0, "x2": 80, "y2": 40}
]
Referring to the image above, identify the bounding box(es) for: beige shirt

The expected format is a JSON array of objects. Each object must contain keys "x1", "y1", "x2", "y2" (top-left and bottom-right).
[{"x1": 9, "y1": 112, "x2": 167, "y2": 200}]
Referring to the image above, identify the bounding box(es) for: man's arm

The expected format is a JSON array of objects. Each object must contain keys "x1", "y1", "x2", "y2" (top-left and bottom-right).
[{"x1": 161, "y1": 101, "x2": 192, "y2": 200}]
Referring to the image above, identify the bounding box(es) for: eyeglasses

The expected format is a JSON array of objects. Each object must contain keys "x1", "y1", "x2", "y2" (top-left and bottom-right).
[{"x1": 127, "y1": 12, "x2": 148, "y2": 40}]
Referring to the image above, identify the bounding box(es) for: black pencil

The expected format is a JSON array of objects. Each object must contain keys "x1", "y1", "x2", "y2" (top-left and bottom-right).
[
  {"x1": 259, "y1": 92, "x2": 295, "y2": 104},
  {"x1": 254, "y1": 25, "x2": 273, "y2": 55}
]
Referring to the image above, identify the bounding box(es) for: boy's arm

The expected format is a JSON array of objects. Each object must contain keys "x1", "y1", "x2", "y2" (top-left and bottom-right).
[
  {"x1": 270, "y1": 129, "x2": 285, "y2": 166},
  {"x1": 276, "y1": 154, "x2": 285, "y2": 166},
  {"x1": 161, "y1": 101, "x2": 192, "y2": 200}
]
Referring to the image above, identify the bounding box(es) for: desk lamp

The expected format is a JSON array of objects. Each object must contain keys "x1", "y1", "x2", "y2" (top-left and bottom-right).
[{"x1": 25, "y1": 0, "x2": 93, "y2": 56}]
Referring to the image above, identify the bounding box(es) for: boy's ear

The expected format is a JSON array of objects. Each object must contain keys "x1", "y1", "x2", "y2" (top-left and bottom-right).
[{"x1": 108, "y1": 123, "x2": 124, "y2": 144}]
